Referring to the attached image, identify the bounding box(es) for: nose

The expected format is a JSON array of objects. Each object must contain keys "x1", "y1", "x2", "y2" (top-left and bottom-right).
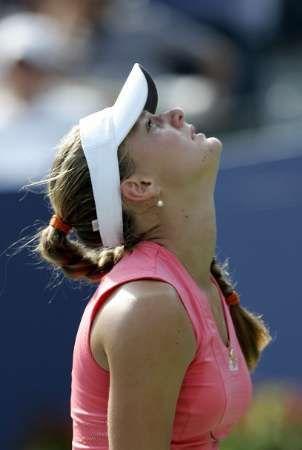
[{"x1": 164, "y1": 107, "x2": 185, "y2": 128}]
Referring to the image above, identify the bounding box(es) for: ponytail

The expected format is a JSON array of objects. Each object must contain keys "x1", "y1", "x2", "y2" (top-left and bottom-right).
[{"x1": 211, "y1": 258, "x2": 271, "y2": 371}]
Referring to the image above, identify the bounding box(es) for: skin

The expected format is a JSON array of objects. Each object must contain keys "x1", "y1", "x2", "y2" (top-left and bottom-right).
[
  {"x1": 90, "y1": 108, "x2": 229, "y2": 377},
  {"x1": 120, "y1": 107, "x2": 223, "y2": 292}
]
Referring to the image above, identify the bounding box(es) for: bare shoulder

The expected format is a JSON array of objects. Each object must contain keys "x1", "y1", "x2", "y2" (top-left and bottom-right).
[
  {"x1": 91, "y1": 279, "x2": 197, "y2": 368},
  {"x1": 90, "y1": 279, "x2": 197, "y2": 450}
]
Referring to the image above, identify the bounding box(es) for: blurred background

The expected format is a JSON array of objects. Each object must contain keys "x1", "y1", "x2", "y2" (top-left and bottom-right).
[{"x1": 0, "y1": 0, "x2": 301, "y2": 448}]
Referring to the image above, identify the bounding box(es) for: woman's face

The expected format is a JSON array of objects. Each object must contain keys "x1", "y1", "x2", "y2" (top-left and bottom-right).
[{"x1": 124, "y1": 107, "x2": 222, "y2": 190}]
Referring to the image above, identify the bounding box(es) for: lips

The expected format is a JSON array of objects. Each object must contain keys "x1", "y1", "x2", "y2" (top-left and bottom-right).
[
  {"x1": 190, "y1": 124, "x2": 196, "y2": 139},
  {"x1": 189, "y1": 124, "x2": 208, "y2": 141}
]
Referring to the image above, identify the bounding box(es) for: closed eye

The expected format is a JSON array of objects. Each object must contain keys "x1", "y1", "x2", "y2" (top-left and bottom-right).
[
  {"x1": 146, "y1": 117, "x2": 160, "y2": 132},
  {"x1": 146, "y1": 118, "x2": 154, "y2": 132},
  {"x1": 145, "y1": 114, "x2": 164, "y2": 132}
]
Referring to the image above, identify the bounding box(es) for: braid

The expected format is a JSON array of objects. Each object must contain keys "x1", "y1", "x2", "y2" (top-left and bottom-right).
[
  {"x1": 211, "y1": 257, "x2": 271, "y2": 371},
  {"x1": 38, "y1": 226, "x2": 125, "y2": 283},
  {"x1": 33, "y1": 125, "x2": 139, "y2": 283}
]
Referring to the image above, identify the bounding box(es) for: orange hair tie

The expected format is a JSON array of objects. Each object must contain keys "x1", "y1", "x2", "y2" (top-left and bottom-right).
[
  {"x1": 49, "y1": 214, "x2": 71, "y2": 235},
  {"x1": 226, "y1": 291, "x2": 240, "y2": 306}
]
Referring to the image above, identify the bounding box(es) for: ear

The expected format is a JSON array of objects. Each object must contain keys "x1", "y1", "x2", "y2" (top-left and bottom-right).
[{"x1": 120, "y1": 176, "x2": 157, "y2": 203}]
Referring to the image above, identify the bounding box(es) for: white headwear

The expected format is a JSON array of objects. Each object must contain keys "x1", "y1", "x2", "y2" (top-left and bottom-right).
[{"x1": 79, "y1": 63, "x2": 158, "y2": 248}]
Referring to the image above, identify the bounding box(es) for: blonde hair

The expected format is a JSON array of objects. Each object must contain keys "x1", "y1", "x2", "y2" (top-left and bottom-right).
[{"x1": 34, "y1": 125, "x2": 271, "y2": 370}]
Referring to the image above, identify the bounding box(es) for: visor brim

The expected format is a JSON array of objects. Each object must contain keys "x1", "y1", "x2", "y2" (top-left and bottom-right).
[{"x1": 113, "y1": 63, "x2": 158, "y2": 144}]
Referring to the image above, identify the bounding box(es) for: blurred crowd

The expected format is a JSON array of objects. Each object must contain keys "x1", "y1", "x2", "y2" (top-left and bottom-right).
[{"x1": 0, "y1": 0, "x2": 301, "y2": 189}]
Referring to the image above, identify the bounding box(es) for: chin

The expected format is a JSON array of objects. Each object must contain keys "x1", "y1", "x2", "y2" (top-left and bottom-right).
[{"x1": 207, "y1": 137, "x2": 223, "y2": 152}]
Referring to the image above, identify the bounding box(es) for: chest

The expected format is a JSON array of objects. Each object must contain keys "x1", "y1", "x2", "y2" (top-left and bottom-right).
[{"x1": 174, "y1": 286, "x2": 253, "y2": 443}]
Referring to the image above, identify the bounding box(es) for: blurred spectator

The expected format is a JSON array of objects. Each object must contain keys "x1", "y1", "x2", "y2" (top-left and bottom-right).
[
  {"x1": 26, "y1": 0, "x2": 242, "y2": 88},
  {"x1": 0, "y1": 12, "x2": 101, "y2": 191},
  {"x1": 151, "y1": 0, "x2": 282, "y2": 49},
  {"x1": 19, "y1": 0, "x2": 248, "y2": 134},
  {"x1": 24, "y1": 0, "x2": 111, "y2": 70},
  {"x1": 27, "y1": 0, "x2": 110, "y2": 35},
  {"x1": 0, "y1": 12, "x2": 68, "y2": 97},
  {"x1": 150, "y1": 0, "x2": 283, "y2": 101}
]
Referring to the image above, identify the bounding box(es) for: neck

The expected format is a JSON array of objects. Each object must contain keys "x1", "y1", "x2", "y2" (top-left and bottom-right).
[{"x1": 146, "y1": 193, "x2": 217, "y2": 290}]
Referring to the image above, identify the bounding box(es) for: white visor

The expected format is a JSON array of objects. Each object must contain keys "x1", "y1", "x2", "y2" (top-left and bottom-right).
[{"x1": 79, "y1": 63, "x2": 158, "y2": 248}]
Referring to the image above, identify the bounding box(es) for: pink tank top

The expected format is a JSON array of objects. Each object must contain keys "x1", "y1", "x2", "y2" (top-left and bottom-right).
[{"x1": 71, "y1": 240, "x2": 253, "y2": 450}]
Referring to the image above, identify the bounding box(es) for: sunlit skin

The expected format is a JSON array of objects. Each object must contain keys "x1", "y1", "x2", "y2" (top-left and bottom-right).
[{"x1": 120, "y1": 107, "x2": 223, "y2": 290}]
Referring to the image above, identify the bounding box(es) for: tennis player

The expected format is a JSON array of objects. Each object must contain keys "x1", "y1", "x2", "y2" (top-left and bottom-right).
[{"x1": 37, "y1": 63, "x2": 271, "y2": 449}]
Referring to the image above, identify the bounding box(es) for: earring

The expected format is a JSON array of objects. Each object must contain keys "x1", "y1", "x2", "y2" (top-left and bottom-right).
[{"x1": 156, "y1": 199, "x2": 164, "y2": 207}]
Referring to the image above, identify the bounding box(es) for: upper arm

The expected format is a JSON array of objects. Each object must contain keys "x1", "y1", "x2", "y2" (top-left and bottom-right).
[{"x1": 97, "y1": 280, "x2": 196, "y2": 450}]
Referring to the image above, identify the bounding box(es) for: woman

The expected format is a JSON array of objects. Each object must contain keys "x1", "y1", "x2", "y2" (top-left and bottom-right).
[{"x1": 37, "y1": 64, "x2": 271, "y2": 449}]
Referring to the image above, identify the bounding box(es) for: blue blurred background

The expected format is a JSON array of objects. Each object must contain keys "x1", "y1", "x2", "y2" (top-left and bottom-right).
[{"x1": 0, "y1": 0, "x2": 301, "y2": 448}]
